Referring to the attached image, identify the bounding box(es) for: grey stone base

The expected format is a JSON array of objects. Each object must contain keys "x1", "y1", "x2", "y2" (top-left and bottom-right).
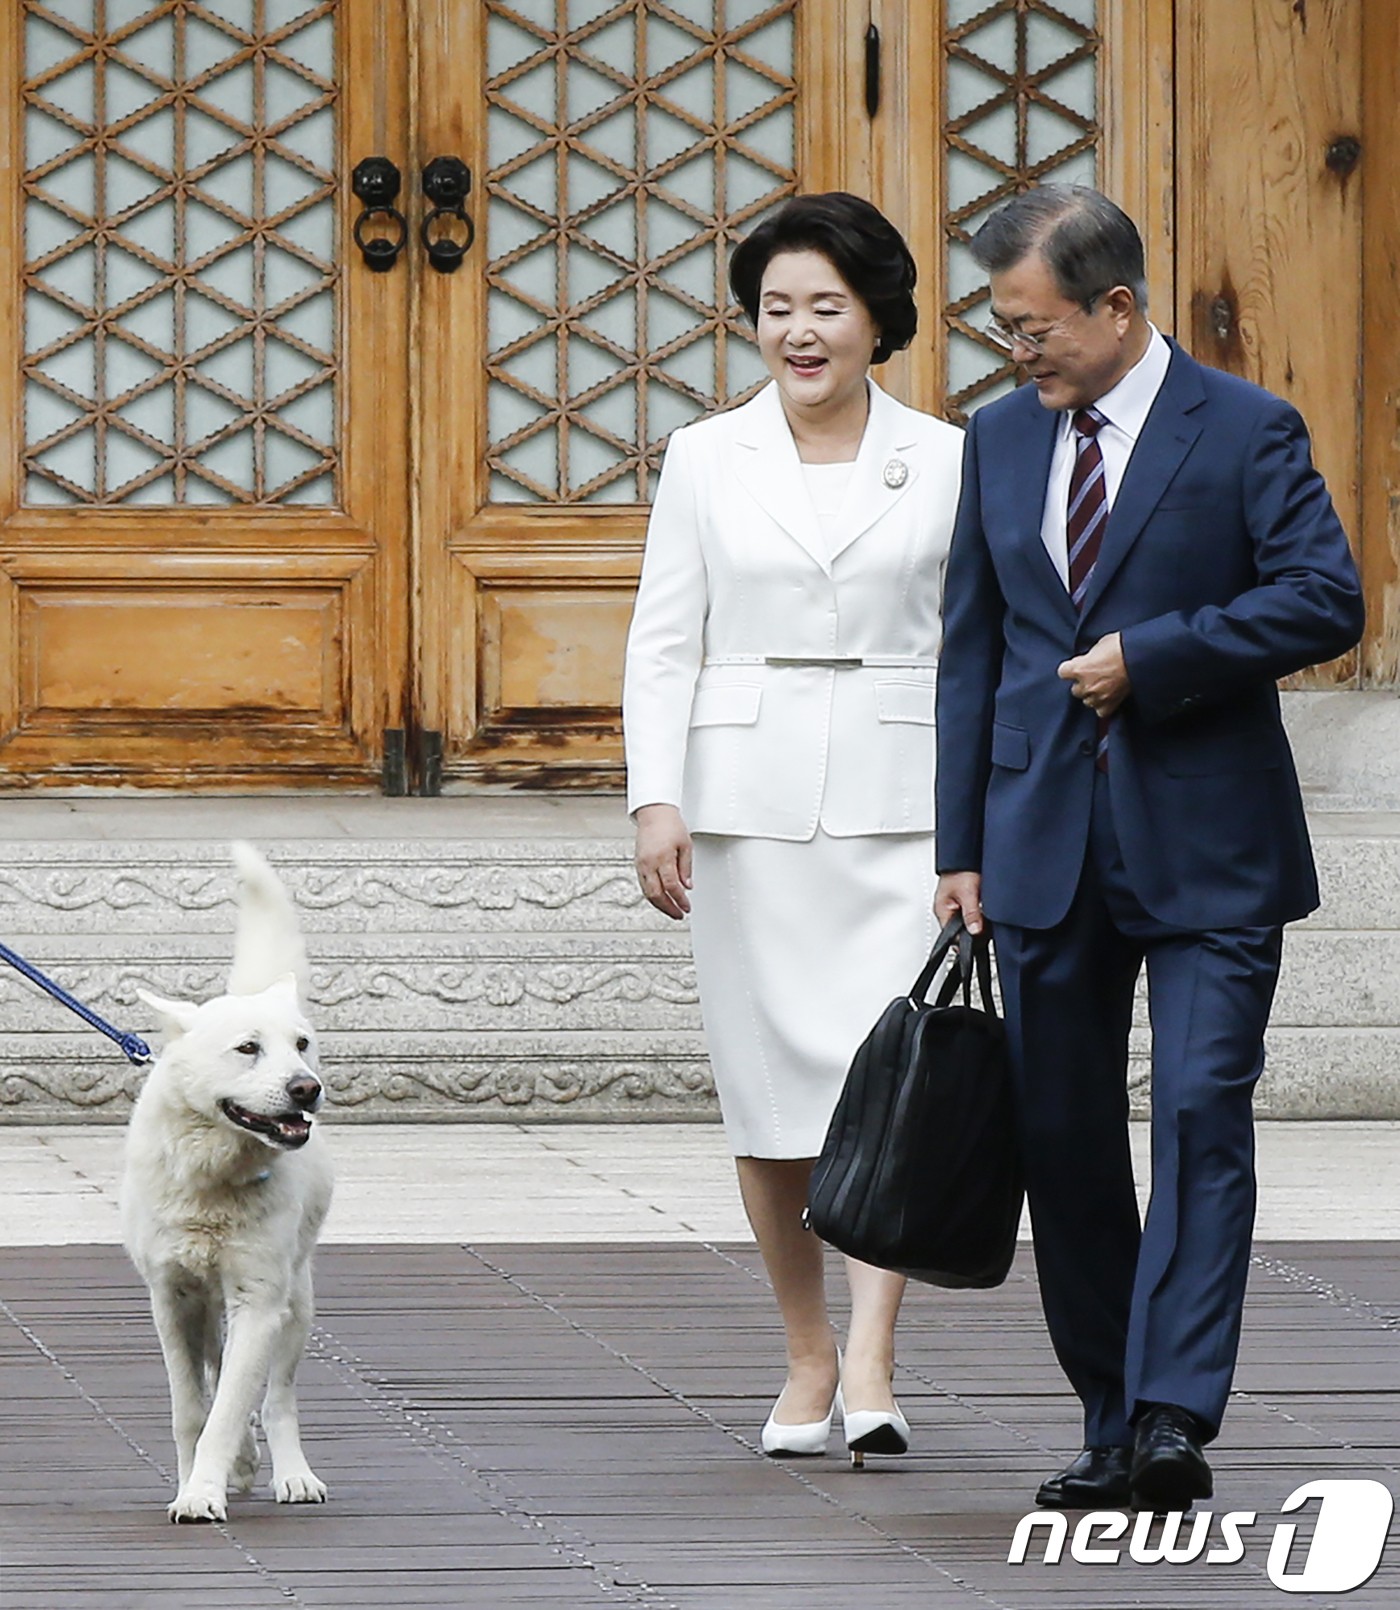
[
  {"x1": 1284, "y1": 689, "x2": 1400, "y2": 811},
  {"x1": 0, "y1": 831, "x2": 718, "y2": 1124},
  {"x1": 1, "y1": 688, "x2": 1398, "y2": 1124},
  {"x1": 0, "y1": 1031, "x2": 716, "y2": 1123}
]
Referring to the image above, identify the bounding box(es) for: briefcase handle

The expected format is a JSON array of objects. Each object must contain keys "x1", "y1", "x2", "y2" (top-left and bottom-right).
[{"x1": 910, "y1": 914, "x2": 997, "y2": 1014}]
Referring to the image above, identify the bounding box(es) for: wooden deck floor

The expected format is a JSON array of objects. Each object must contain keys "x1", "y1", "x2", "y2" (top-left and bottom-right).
[{"x1": 3, "y1": 1240, "x2": 1399, "y2": 1609}]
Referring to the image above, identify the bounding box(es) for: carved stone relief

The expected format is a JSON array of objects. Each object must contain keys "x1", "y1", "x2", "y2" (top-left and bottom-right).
[{"x1": 0, "y1": 839, "x2": 715, "y2": 1121}]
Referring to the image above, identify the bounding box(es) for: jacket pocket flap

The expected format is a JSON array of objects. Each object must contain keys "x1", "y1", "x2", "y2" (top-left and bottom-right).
[
  {"x1": 875, "y1": 680, "x2": 935, "y2": 725},
  {"x1": 990, "y1": 722, "x2": 1030, "y2": 771},
  {"x1": 689, "y1": 683, "x2": 762, "y2": 728}
]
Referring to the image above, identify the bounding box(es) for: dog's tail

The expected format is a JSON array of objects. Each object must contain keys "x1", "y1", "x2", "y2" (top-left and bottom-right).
[{"x1": 227, "y1": 841, "x2": 311, "y2": 1000}]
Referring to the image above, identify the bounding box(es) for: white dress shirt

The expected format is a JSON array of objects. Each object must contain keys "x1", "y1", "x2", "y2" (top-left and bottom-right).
[
  {"x1": 1039, "y1": 325, "x2": 1172, "y2": 586},
  {"x1": 802, "y1": 460, "x2": 856, "y2": 555}
]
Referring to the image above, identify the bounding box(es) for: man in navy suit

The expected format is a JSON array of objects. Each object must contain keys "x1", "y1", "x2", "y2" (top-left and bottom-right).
[{"x1": 934, "y1": 186, "x2": 1364, "y2": 1511}]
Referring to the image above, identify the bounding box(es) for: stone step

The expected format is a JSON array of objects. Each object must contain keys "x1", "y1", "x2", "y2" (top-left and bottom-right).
[
  {"x1": 0, "y1": 798, "x2": 1395, "y2": 1122},
  {"x1": 1128, "y1": 1027, "x2": 1400, "y2": 1120},
  {"x1": 0, "y1": 931, "x2": 698, "y2": 1035},
  {"x1": 1305, "y1": 815, "x2": 1400, "y2": 929},
  {"x1": 0, "y1": 839, "x2": 659, "y2": 935},
  {"x1": 0, "y1": 1029, "x2": 711, "y2": 1125},
  {"x1": 1, "y1": 818, "x2": 1396, "y2": 928},
  {"x1": 0, "y1": 921, "x2": 1390, "y2": 1035}
]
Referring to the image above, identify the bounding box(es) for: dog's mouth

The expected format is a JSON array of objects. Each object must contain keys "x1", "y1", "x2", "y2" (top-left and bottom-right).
[{"x1": 219, "y1": 1099, "x2": 313, "y2": 1150}]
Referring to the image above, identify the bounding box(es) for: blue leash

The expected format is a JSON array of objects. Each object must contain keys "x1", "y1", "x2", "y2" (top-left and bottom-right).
[{"x1": 0, "y1": 940, "x2": 152, "y2": 1065}]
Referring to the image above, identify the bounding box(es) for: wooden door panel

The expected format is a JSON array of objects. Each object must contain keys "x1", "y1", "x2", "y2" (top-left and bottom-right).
[
  {"x1": 1361, "y1": 2, "x2": 1400, "y2": 686},
  {"x1": 449, "y1": 536, "x2": 641, "y2": 789},
  {"x1": 23, "y1": 586, "x2": 341, "y2": 717},
  {"x1": 0, "y1": 0, "x2": 410, "y2": 787},
  {"x1": 0, "y1": 546, "x2": 379, "y2": 780},
  {"x1": 1175, "y1": 0, "x2": 1362, "y2": 687}
]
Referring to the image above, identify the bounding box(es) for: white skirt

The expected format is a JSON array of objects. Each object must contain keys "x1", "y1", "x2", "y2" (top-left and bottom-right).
[{"x1": 689, "y1": 829, "x2": 935, "y2": 1158}]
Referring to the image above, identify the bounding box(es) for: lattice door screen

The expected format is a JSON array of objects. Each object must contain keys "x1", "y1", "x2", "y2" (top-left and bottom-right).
[
  {"x1": 484, "y1": 0, "x2": 798, "y2": 505},
  {"x1": 942, "y1": 0, "x2": 1100, "y2": 422},
  {"x1": 21, "y1": 0, "x2": 339, "y2": 507}
]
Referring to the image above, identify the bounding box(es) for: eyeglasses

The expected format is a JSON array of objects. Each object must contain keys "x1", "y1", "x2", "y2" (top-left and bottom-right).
[{"x1": 983, "y1": 300, "x2": 1098, "y2": 356}]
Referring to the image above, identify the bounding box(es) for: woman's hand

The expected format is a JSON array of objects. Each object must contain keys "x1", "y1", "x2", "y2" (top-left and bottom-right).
[{"x1": 634, "y1": 804, "x2": 694, "y2": 920}]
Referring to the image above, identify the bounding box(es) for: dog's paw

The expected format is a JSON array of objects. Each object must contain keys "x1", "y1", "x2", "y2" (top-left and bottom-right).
[
  {"x1": 168, "y1": 1482, "x2": 228, "y2": 1524},
  {"x1": 231, "y1": 1423, "x2": 261, "y2": 1493},
  {"x1": 273, "y1": 1468, "x2": 327, "y2": 1505}
]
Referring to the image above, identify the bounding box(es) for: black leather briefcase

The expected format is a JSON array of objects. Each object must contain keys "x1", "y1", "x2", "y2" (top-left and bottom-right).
[{"x1": 806, "y1": 916, "x2": 1023, "y2": 1289}]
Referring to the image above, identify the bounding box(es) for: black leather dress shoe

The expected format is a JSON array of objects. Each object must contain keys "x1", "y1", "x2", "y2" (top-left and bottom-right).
[
  {"x1": 1035, "y1": 1445, "x2": 1132, "y2": 1509},
  {"x1": 1131, "y1": 1404, "x2": 1213, "y2": 1511}
]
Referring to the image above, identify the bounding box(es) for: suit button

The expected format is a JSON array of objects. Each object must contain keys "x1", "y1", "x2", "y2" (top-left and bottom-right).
[{"x1": 1078, "y1": 739, "x2": 1095, "y2": 757}]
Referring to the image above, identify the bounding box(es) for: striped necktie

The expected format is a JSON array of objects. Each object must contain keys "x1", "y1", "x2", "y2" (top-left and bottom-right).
[
  {"x1": 1066, "y1": 407, "x2": 1110, "y2": 768},
  {"x1": 1067, "y1": 407, "x2": 1108, "y2": 605}
]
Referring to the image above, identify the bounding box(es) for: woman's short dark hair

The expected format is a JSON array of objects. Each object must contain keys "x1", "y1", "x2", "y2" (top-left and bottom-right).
[
  {"x1": 729, "y1": 192, "x2": 918, "y2": 364},
  {"x1": 970, "y1": 184, "x2": 1148, "y2": 312}
]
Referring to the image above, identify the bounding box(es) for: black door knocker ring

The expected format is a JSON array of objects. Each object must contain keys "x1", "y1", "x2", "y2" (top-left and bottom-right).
[
  {"x1": 420, "y1": 156, "x2": 475, "y2": 273},
  {"x1": 351, "y1": 156, "x2": 407, "y2": 272}
]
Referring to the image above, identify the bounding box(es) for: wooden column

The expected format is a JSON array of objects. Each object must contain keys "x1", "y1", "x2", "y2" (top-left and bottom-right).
[
  {"x1": 865, "y1": 0, "x2": 938, "y2": 410},
  {"x1": 1101, "y1": 1, "x2": 1176, "y2": 330}
]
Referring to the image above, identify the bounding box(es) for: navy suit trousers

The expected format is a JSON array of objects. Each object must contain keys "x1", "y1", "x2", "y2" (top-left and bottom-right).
[{"x1": 994, "y1": 768, "x2": 1283, "y2": 1448}]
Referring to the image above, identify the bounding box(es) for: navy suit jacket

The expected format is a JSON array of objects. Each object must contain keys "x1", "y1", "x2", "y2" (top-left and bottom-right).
[{"x1": 935, "y1": 340, "x2": 1365, "y2": 931}]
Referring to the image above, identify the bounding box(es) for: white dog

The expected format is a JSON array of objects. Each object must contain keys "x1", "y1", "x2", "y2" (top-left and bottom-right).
[{"x1": 121, "y1": 842, "x2": 333, "y2": 1524}]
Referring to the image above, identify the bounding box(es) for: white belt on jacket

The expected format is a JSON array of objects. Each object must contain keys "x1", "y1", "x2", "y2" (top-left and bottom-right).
[{"x1": 702, "y1": 654, "x2": 938, "y2": 668}]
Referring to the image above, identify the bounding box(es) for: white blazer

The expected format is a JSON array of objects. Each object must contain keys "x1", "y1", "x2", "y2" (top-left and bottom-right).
[{"x1": 624, "y1": 380, "x2": 963, "y2": 839}]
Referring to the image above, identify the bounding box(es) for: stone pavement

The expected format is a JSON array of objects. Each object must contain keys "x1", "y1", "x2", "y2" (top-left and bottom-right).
[
  {"x1": 2, "y1": 1118, "x2": 1398, "y2": 1246},
  {"x1": 2, "y1": 1121, "x2": 1400, "y2": 1609}
]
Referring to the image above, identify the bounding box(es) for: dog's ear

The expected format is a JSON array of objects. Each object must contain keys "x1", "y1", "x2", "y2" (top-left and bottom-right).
[
  {"x1": 268, "y1": 971, "x2": 301, "y2": 1005},
  {"x1": 136, "y1": 988, "x2": 199, "y2": 1042}
]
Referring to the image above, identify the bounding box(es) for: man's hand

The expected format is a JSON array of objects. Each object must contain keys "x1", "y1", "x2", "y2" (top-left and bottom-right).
[
  {"x1": 1058, "y1": 631, "x2": 1131, "y2": 717},
  {"x1": 633, "y1": 803, "x2": 693, "y2": 920},
  {"x1": 935, "y1": 871, "x2": 984, "y2": 936}
]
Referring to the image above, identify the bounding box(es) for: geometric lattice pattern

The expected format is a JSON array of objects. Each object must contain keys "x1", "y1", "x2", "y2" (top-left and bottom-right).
[
  {"x1": 485, "y1": 0, "x2": 797, "y2": 504},
  {"x1": 942, "y1": 0, "x2": 1099, "y2": 422},
  {"x1": 22, "y1": 1, "x2": 339, "y2": 506}
]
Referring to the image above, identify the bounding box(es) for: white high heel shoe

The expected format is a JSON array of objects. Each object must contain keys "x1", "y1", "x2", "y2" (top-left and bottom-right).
[
  {"x1": 761, "y1": 1384, "x2": 842, "y2": 1458},
  {"x1": 843, "y1": 1401, "x2": 911, "y2": 1469}
]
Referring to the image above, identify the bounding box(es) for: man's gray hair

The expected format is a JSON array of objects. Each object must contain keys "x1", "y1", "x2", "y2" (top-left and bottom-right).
[{"x1": 970, "y1": 185, "x2": 1148, "y2": 313}]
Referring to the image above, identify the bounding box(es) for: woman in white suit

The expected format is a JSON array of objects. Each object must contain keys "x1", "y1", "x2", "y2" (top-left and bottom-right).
[{"x1": 624, "y1": 194, "x2": 962, "y2": 1463}]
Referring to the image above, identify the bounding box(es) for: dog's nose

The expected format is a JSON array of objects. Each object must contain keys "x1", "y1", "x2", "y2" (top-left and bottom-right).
[{"x1": 285, "y1": 1074, "x2": 323, "y2": 1112}]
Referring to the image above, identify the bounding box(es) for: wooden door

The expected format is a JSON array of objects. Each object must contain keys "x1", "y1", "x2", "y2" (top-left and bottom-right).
[
  {"x1": 412, "y1": 0, "x2": 870, "y2": 789},
  {"x1": 1, "y1": 0, "x2": 411, "y2": 788},
  {"x1": 403, "y1": 0, "x2": 1172, "y2": 790},
  {"x1": 2, "y1": 0, "x2": 873, "y2": 792},
  {"x1": 22, "y1": 3, "x2": 1367, "y2": 795}
]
